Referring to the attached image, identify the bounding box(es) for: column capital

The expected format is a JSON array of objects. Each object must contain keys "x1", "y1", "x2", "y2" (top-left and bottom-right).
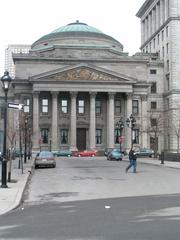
[
  {"x1": 70, "y1": 91, "x2": 78, "y2": 98},
  {"x1": 89, "y1": 92, "x2": 97, "y2": 98},
  {"x1": 140, "y1": 95, "x2": 148, "y2": 101},
  {"x1": 33, "y1": 91, "x2": 40, "y2": 97},
  {"x1": 126, "y1": 93, "x2": 133, "y2": 99},
  {"x1": 108, "y1": 92, "x2": 116, "y2": 99},
  {"x1": 51, "y1": 91, "x2": 59, "y2": 98}
]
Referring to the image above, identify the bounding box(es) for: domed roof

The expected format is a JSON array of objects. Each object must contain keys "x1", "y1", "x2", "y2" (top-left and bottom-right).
[
  {"x1": 31, "y1": 21, "x2": 123, "y2": 51},
  {"x1": 51, "y1": 20, "x2": 103, "y2": 34}
]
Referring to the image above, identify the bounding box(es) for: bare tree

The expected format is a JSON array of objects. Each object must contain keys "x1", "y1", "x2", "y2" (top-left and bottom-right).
[{"x1": 146, "y1": 112, "x2": 164, "y2": 157}]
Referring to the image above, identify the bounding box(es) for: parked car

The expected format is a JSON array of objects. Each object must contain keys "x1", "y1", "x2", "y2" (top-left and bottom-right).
[
  {"x1": 107, "y1": 149, "x2": 123, "y2": 161},
  {"x1": 34, "y1": 151, "x2": 56, "y2": 168},
  {"x1": 135, "y1": 148, "x2": 154, "y2": 158},
  {"x1": 74, "y1": 150, "x2": 97, "y2": 157},
  {"x1": 53, "y1": 150, "x2": 72, "y2": 157},
  {"x1": 104, "y1": 148, "x2": 127, "y2": 156}
]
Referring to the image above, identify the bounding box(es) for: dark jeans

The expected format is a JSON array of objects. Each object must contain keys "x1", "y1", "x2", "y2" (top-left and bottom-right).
[{"x1": 126, "y1": 159, "x2": 137, "y2": 173}]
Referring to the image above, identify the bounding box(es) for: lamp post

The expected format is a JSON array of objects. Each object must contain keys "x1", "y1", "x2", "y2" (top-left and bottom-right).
[
  {"x1": 24, "y1": 117, "x2": 28, "y2": 164},
  {"x1": 126, "y1": 114, "x2": 136, "y2": 149},
  {"x1": 1, "y1": 71, "x2": 12, "y2": 188},
  {"x1": 116, "y1": 119, "x2": 124, "y2": 153}
]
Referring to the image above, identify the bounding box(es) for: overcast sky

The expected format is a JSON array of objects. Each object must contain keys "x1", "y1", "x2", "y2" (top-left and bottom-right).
[{"x1": 0, "y1": 0, "x2": 145, "y2": 76}]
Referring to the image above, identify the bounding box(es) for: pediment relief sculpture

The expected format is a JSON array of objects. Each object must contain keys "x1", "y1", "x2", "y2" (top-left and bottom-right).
[{"x1": 50, "y1": 68, "x2": 119, "y2": 81}]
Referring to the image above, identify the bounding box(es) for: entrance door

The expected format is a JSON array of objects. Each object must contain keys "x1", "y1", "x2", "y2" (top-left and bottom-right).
[{"x1": 77, "y1": 128, "x2": 86, "y2": 150}]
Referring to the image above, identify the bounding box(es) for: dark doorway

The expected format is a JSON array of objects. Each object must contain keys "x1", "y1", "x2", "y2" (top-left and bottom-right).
[{"x1": 77, "y1": 128, "x2": 86, "y2": 150}]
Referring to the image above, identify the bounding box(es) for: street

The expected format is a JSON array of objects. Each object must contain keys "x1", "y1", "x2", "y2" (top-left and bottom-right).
[{"x1": 0, "y1": 157, "x2": 180, "y2": 239}]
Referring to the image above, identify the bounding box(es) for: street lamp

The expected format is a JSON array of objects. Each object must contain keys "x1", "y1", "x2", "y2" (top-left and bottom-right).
[
  {"x1": 126, "y1": 114, "x2": 136, "y2": 149},
  {"x1": 116, "y1": 119, "x2": 124, "y2": 153},
  {"x1": 1, "y1": 71, "x2": 12, "y2": 188},
  {"x1": 24, "y1": 117, "x2": 28, "y2": 164}
]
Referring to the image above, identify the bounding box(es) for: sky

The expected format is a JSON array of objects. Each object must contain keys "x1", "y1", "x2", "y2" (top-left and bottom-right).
[{"x1": 0, "y1": 0, "x2": 145, "y2": 76}]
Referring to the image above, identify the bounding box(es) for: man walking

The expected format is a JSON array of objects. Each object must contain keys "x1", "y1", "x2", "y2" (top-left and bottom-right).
[{"x1": 126, "y1": 148, "x2": 137, "y2": 173}]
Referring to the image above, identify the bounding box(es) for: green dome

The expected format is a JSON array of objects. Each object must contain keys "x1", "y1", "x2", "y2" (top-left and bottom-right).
[
  {"x1": 32, "y1": 21, "x2": 122, "y2": 50},
  {"x1": 51, "y1": 21, "x2": 103, "y2": 34}
]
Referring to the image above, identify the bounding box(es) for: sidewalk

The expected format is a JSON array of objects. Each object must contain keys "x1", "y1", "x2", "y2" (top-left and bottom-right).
[
  {"x1": 0, "y1": 158, "x2": 34, "y2": 215},
  {"x1": 0, "y1": 157, "x2": 180, "y2": 216}
]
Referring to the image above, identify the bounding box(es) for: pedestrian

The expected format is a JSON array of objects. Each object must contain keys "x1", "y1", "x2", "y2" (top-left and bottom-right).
[{"x1": 126, "y1": 148, "x2": 137, "y2": 173}]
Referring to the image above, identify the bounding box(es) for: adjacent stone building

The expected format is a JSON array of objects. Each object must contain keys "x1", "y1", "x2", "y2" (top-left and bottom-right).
[{"x1": 5, "y1": 20, "x2": 164, "y2": 154}]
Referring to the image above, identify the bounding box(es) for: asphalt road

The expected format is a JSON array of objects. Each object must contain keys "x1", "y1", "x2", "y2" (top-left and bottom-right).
[{"x1": 0, "y1": 157, "x2": 180, "y2": 240}]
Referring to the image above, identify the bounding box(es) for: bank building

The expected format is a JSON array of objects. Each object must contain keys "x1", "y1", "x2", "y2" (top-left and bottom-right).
[{"x1": 1, "y1": 0, "x2": 180, "y2": 154}]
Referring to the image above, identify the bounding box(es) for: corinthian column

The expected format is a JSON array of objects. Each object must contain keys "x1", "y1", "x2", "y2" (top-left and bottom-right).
[
  {"x1": 32, "y1": 92, "x2": 40, "y2": 151},
  {"x1": 107, "y1": 92, "x2": 115, "y2": 148},
  {"x1": 51, "y1": 92, "x2": 58, "y2": 150},
  {"x1": 70, "y1": 92, "x2": 78, "y2": 151},
  {"x1": 89, "y1": 92, "x2": 97, "y2": 150}
]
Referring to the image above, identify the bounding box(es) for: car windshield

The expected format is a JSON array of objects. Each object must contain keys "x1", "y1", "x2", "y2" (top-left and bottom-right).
[
  {"x1": 39, "y1": 151, "x2": 53, "y2": 158},
  {"x1": 113, "y1": 149, "x2": 120, "y2": 153}
]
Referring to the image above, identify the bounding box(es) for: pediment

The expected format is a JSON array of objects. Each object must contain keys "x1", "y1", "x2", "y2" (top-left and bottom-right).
[{"x1": 31, "y1": 64, "x2": 137, "y2": 83}]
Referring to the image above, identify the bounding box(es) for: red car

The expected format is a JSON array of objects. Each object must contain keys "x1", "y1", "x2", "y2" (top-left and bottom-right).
[{"x1": 74, "y1": 150, "x2": 97, "y2": 157}]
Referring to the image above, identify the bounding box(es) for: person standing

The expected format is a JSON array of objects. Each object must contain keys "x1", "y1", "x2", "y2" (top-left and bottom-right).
[{"x1": 126, "y1": 148, "x2": 137, "y2": 173}]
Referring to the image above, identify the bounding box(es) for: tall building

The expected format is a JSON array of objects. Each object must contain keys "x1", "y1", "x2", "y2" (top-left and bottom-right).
[
  {"x1": 137, "y1": 0, "x2": 180, "y2": 152},
  {"x1": 5, "y1": 45, "x2": 30, "y2": 78}
]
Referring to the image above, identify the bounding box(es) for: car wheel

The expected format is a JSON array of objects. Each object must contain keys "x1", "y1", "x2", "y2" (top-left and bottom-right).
[
  {"x1": 67, "y1": 154, "x2": 71, "y2": 157},
  {"x1": 35, "y1": 165, "x2": 38, "y2": 169},
  {"x1": 78, "y1": 154, "x2": 81, "y2": 157},
  {"x1": 91, "y1": 154, "x2": 95, "y2": 157}
]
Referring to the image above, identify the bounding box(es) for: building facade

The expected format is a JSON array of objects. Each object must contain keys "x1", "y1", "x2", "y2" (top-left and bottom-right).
[
  {"x1": 3, "y1": 20, "x2": 164, "y2": 154},
  {"x1": 137, "y1": 0, "x2": 180, "y2": 152}
]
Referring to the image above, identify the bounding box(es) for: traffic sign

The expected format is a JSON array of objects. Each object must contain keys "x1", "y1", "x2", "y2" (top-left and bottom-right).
[{"x1": 8, "y1": 102, "x2": 24, "y2": 110}]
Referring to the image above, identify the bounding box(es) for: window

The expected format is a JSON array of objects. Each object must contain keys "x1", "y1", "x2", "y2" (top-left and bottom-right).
[
  {"x1": 150, "y1": 69, "x2": 157, "y2": 74},
  {"x1": 41, "y1": 128, "x2": 49, "y2": 144},
  {"x1": 78, "y1": 100, "x2": 85, "y2": 114},
  {"x1": 24, "y1": 98, "x2": 30, "y2": 113},
  {"x1": 166, "y1": 74, "x2": 170, "y2": 90},
  {"x1": 162, "y1": 30, "x2": 164, "y2": 41},
  {"x1": 157, "y1": 34, "x2": 160, "y2": 45},
  {"x1": 151, "y1": 101, "x2": 157, "y2": 109},
  {"x1": 132, "y1": 100, "x2": 139, "y2": 115},
  {"x1": 115, "y1": 100, "x2": 121, "y2": 114},
  {"x1": 133, "y1": 129, "x2": 139, "y2": 144},
  {"x1": 42, "y1": 98, "x2": 48, "y2": 113},
  {"x1": 151, "y1": 119, "x2": 157, "y2": 127},
  {"x1": 167, "y1": 60, "x2": 169, "y2": 72},
  {"x1": 151, "y1": 82, "x2": 157, "y2": 93},
  {"x1": 96, "y1": 100, "x2": 101, "y2": 114},
  {"x1": 96, "y1": 129, "x2": 102, "y2": 144},
  {"x1": 166, "y1": 26, "x2": 168, "y2": 37},
  {"x1": 166, "y1": 43, "x2": 169, "y2": 55},
  {"x1": 61, "y1": 100, "x2": 68, "y2": 114},
  {"x1": 60, "y1": 129, "x2": 68, "y2": 144},
  {"x1": 153, "y1": 38, "x2": 156, "y2": 48},
  {"x1": 162, "y1": 46, "x2": 164, "y2": 57}
]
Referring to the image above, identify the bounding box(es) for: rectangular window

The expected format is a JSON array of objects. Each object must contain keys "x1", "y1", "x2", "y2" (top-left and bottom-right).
[
  {"x1": 162, "y1": 30, "x2": 164, "y2": 41},
  {"x1": 61, "y1": 100, "x2": 68, "y2": 114},
  {"x1": 162, "y1": 46, "x2": 164, "y2": 57},
  {"x1": 150, "y1": 69, "x2": 157, "y2": 74},
  {"x1": 167, "y1": 60, "x2": 169, "y2": 72},
  {"x1": 41, "y1": 128, "x2": 49, "y2": 144},
  {"x1": 151, "y1": 82, "x2": 157, "y2": 93},
  {"x1": 115, "y1": 100, "x2": 121, "y2": 114},
  {"x1": 24, "y1": 98, "x2": 30, "y2": 113},
  {"x1": 153, "y1": 38, "x2": 156, "y2": 48},
  {"x1": 157, "y1": 34, "x2": 159, "y2": 45},
  {"x1": 166, "y1": 43, "x2": 169, "y2": 55},
  {"x1": 132, "y1": 100, "x2": 139, "y2": 115},
  {"x1": 78, "y1": 100, "x2": 85, "y2": 114},
  {"x1": 166, "y1": 26, "x2": 168, "y2": 37},
  {"x1": 42, "y1": 98, "x2": 48, "y2": 113},
  {"x1": 166, "y1": 74, "x2": 170, "y2": 90},
  {"x1": 60, "y1": 129, "x2": 68, "y2": 144},
  {"x1": 96, "y1": 100, "x2": 101, "y2": 114},
  {"x1": 151, "y1": 119, "x2": 157, "y2": 127},
  {"x1": 96, "y1": 129, "x2": 102, "y2": 144},
  {"x1": 151, "y1": 101, "x2": 157, "y2": 109}
]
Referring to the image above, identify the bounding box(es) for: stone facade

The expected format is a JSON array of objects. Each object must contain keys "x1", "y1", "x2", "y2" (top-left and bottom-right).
[
  {"x1": 137, "y1": 0, "x2": 180, "y2": 152},
  {"x1": 0, "y1": 21, "x2": 165, "y2": 154}
]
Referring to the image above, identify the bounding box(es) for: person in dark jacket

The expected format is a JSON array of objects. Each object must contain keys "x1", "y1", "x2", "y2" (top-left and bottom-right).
[{"x1": 126, "y1": 148, "x2": 137, "y2": 173}]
